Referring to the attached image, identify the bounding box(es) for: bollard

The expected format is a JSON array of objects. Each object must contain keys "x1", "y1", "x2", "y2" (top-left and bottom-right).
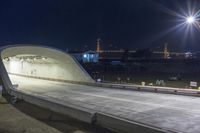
[{"x1": 141, "y1": 82, "x2": 145, "y2": 86}]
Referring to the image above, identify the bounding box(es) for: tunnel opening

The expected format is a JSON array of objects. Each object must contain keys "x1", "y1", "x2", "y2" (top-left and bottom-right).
[
  {"x1": 0, "y1": 45, "x2": 94, "y2": 94},
  {"x1": 3, "y1": 54, "x2": 73, "y2": 84}
]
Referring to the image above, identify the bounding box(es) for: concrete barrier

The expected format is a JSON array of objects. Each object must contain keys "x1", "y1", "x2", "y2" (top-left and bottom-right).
[
  {"x1": 95, "y1": 113, "x2": 169, "y2": 133},
  {"x1": 98, "y1": 82, "x2": 200, "y2": 97},
  {"x1": 11, "y1": 89, "x2": 96, "y2": 123}
]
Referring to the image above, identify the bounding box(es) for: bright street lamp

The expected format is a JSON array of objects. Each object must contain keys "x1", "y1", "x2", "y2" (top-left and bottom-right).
[{"x1": 186, "y1": 16, "x2": 195, "y2": 24}]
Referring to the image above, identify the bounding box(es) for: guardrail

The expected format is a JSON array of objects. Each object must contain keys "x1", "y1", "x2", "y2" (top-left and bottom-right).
[{"x1": 105, "y1": 83, "x2": 200, "y2": 97}]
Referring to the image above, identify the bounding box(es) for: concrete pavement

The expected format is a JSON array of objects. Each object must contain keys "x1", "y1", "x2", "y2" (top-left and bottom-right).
[
  {"x1": 0, "y1": 96, "x2": 61, "y2": 133},
  {"x1": 9, "y1": 74, "x2": 200, "y2": 133}
]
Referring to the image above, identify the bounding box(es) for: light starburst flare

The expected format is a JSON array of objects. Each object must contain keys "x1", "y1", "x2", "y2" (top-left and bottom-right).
[{"x1": 186, "y1": 16, "x2": 195, "y2": 24}]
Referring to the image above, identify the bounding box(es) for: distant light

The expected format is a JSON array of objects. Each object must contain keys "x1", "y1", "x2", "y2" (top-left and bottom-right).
[
  {"x1": 83, "y1": 54, "x2": 87, "y2": 58},
  {"x1": 42, "y1": 57, "x2": 47, "y2": 60},
  {"x1": 186, "y1": 16, "x2": 195, "y2": 24}
]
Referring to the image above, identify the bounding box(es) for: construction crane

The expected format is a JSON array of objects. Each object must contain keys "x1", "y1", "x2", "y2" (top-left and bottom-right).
[
  {"x1": 96, "y1": 38, "x2": 101, "y2": 53},
  {"x1": 164, "y1": 43, "x2": 169, "y2": 59}
]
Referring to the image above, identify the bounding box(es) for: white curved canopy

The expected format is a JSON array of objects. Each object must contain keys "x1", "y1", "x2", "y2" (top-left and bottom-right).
[{"x1": 0, "y1": 45, "x2": 94, "y2": 94}]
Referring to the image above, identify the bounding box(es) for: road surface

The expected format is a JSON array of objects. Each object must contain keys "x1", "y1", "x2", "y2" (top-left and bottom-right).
[{"x1": 9, "y1": 74, "x2": 200, "y2": 133}]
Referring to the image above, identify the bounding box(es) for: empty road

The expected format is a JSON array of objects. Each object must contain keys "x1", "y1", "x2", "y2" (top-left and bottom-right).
[{"x1": 9, "y1": 74, "x2": 200, "y2": 133}]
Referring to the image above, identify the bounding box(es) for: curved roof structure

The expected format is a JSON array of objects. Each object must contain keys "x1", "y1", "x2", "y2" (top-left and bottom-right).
[{"x1": 0, "y1": 45, "x2": 94, "y2": 94}]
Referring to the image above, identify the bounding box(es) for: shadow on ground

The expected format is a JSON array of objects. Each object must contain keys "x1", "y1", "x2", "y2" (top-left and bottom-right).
[{"x1": 12, "y1": 100, "x2": 116, "y2": 133}]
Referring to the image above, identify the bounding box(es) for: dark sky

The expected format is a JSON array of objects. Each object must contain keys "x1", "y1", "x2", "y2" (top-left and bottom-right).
[{"x1": 0, "y1": 0, "x2": 200, "y2": 51}]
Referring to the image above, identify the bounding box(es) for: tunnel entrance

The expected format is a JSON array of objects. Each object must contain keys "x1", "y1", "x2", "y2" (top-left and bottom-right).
[
  {"x1": 3, "y1": 54, "x2": 71, "y2": 84},
  {"x1": 0, "y1": 46, "x2": 94, "y2": 94}
]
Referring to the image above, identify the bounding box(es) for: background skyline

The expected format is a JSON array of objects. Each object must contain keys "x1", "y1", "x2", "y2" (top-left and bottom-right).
[{"x1": 0, "y1": 0, "x2": 199, "y2": 52}]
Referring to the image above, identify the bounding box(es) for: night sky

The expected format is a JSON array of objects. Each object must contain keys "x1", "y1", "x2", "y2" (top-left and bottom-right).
[{"x1": 0, "y1": 0, "x2": 200, "y2": 51}]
